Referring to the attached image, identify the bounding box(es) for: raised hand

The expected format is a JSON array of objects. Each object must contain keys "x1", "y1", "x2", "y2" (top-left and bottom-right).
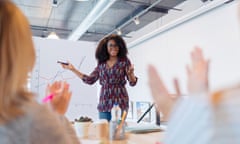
[
  {"x1": 46, "y1": 81, "x2": 72, "y2": 115},
  {"x1": 126, "y1": 64, "x2": 137, "y2": 83},
  {"x1": 187, "y1": 47, "x2": 209, "y2": 94},
  {"x1": 148, "y1": 65, "x2": 180, "y2": 121},
  {"x1": 126, "y1": 64, "x2": 134, "y2": 75}
]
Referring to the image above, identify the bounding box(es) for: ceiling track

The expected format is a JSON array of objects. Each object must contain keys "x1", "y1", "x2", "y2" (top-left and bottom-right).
[{"x1": 105, "y1": 0, "x2": 164, "y2": 37}]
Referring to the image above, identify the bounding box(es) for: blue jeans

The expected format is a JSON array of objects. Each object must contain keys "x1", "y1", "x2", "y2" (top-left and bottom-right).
[
  {"x1": 99, "y1": 112, "x2": 111, "y2": 122},
  {"x1": 99, "y1": 110, "x2": 127, "y2": 122}
]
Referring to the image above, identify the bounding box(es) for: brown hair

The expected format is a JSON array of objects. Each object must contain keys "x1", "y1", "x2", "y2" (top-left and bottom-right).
[
  {"x1": 95, "y1": 34, "x2": 128, "y2": 63},
  {"x1": 0, "y1": 1, "x2": 36, "y2": 123}
]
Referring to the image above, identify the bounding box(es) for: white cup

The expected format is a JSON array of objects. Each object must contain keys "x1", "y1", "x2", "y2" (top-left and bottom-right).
[
  {"x1": 88, "y1": 119, "x2": 109, "y2": 140},
  {"x1": 74, "y1": 121, "x2": 91, "y2": 138}
]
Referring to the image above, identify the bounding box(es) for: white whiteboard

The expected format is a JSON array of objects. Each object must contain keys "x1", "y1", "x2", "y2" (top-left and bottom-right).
[
  {"x1": 128, "y1": 1, "x2": 240, "y2": 102},
  {"x1": 31, "y1": 37, "x2": 98, "y2": 120}
]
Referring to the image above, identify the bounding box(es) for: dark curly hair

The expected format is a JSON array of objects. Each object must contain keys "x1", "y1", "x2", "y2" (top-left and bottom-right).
[{"x1": 95, "y1": 34, "x2": 128, "y2": 64}]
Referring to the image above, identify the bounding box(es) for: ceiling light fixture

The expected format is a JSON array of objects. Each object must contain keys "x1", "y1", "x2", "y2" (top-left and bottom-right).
[
  {"x1": 45, "y1": 4, "x2": 59, "y2": 39},
  {"x1": 133, "y1": 17, "x2": 140, "y2": 25},
  {"x1": 47, "y1": 31, "x2": 60, "y2": 39},
  {"x1": 52, "y1": 0, "x2": 58, "y2": 7},
  {"x1": 116, "y1": 29, "x2": 122, "y2": 35},
  {"x1": 68, "y1": 0, "x2": 117, "y2": 41}
]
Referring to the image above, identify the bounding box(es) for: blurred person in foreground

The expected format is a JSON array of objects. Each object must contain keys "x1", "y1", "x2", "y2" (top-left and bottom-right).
[
  {"x1": 0, "y1": 1, "x2": 79, "y2": 144},
  {"x1": 148, "y1": 3, "x2": 240, "y2": 143}
]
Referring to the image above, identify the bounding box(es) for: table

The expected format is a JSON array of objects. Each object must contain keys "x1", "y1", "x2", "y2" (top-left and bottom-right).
[
  {"x1": 76, "y1": 121, "x2": 166, "y2": 144},
  {"x1": 80, "y1": 128, "x2": 165, "y2": 144}
]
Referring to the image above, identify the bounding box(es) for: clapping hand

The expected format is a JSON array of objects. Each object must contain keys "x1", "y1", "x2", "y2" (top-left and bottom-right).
[
  {"x1": 148, "y1": 65, "x2": 181, "y2": 121},
  {"x1": 148, "y1": 47, "x2": 209, "y2": 120},
  {"x1": 45, "y1": 81, "x2": 72, "y2": 115},
  {"x1": 187, "y1": 47, "x2": 209, "y2": 94}
]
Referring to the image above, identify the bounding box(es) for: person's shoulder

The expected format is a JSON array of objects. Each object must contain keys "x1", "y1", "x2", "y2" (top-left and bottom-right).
[
  {"x1": 0, "y1": 102, "x2": 43, "y2": 141},
  {"x1": 24, "y1": 101, "x2": 73, "y2": 143},
  {"x1": 23, "y1": 100, "x2": 50, "y2": 116},
  {"x1": 22, "y1": 100, "x2": 61, "y2": 127}
]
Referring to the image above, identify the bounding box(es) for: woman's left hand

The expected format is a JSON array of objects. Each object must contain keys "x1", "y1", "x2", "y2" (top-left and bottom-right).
[
  {"x1": 126, "y1": 64, "x2": 134, "y2": 75},
  {"x1": 126, "y1": 64, "x2": 137, "y2": 82}
]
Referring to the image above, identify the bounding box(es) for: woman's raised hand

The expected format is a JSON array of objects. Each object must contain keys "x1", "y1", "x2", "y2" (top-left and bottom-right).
[{"x1": 126, "y1": 64, "x2": 134, "y2": 75}]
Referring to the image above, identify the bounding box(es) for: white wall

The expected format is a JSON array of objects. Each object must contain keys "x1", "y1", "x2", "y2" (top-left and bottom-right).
[
  {"x1": 127, "y1": 1, "x2": 240, "y2": 104},
  {"x1": 31, "y1": 37, "x2": 99, "y2": 121}
]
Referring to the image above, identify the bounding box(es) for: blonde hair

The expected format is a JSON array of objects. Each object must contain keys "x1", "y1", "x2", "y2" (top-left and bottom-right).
[{"x1": 0, "y1": 1, "x2": 36, "y2": 123}]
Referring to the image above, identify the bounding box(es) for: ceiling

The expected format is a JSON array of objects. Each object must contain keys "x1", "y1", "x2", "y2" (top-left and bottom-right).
[{"x1": 13, "y1": 0, "x2": 189, "y2": 42}]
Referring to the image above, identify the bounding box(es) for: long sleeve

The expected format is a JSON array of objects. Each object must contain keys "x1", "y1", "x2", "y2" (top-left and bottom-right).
[{"x1": 82, "y1": 66, "x2": 99, "y2": 85}]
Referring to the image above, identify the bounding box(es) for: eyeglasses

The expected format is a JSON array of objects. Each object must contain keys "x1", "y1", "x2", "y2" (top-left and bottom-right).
[{"x1": 108, "y1": 44, "x2": 119, "y2": 48}]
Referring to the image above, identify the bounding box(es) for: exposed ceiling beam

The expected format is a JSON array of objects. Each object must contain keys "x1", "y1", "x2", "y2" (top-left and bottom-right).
[
  {"x1": 113, "y1": 4, "x2": 168, "y2": 31},
  {"x1": 146, "y1": 6, "x2": 168, "y2": 13},
  {"x1": 68, "y1": 0, "x2": 117, "y2": 41},
  {"x1": 31, "y1": 25, "x2": 72, "y2": 33},
  {"x1": 85, "y1": 31, "x2": 132, "y2": 38},
  {"x1": 115, "y1": 6, "x2": 146, "y2": 28},
  {"x1": 106, "y1": 0, "x2": 163, "y2": 37},
  {"x1": 114, "y1": 3, "x2": 169, "y2": 27},
  {"x1": 62, "y1": 1, "x2": 77, "y2": 27},
  {"x1": 125, "y1": 0, "x2": 182, "y2": 11},
  {"x1": 31, "y1": 25, "x2": 72, "y2": 38}
]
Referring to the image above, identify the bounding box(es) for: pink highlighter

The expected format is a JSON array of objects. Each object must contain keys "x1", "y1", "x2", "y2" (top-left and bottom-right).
[{"x1": 42, "y1": 94, "x2": 54, "y2": 103}]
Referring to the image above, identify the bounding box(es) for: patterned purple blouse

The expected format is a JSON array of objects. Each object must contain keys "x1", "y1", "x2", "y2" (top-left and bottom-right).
[{"x1": 82, "y1": 57, "x2": 137, "y2": 112}]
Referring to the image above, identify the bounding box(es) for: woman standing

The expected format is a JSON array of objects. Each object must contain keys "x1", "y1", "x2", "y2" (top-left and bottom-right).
[{"x1": 61, "y1": 34, "x2": 137, "y2": 121}]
